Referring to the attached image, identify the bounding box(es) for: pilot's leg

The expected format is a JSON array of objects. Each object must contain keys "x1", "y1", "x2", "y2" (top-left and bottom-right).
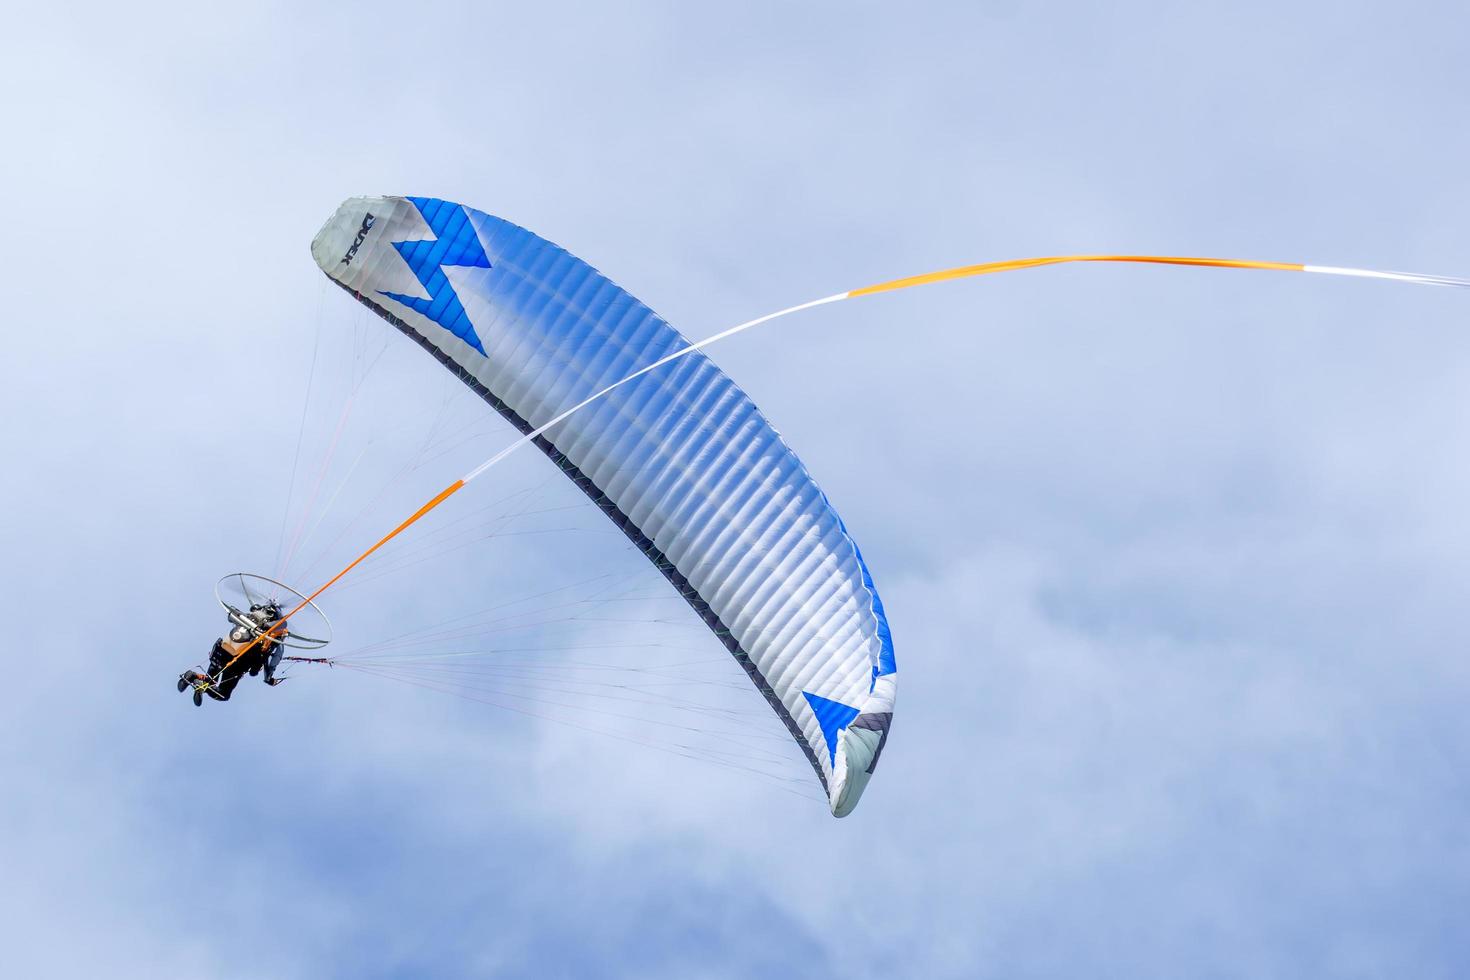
[{"x1": 209, "y1": 670, "x2": 243, "y2": 701}]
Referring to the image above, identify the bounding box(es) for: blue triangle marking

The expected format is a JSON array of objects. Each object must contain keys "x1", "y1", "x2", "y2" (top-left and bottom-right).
[{"x1": 802, "y1": 691, "x2": 862, "y2": 767}]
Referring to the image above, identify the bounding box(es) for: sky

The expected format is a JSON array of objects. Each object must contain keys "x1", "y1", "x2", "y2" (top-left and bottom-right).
[{"x1": 2, "y1": 1, "x2": 1469, "y2": 977}]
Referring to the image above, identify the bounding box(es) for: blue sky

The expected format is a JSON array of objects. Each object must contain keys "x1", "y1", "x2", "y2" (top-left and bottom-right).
[{"x1": 2, "y1": 1, "x2": 1468, "y2": 977}]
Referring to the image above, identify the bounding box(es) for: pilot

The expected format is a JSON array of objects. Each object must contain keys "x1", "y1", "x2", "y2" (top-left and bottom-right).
[{"x1": 178, "y1": 603, "x2": 286, "y2": 706}]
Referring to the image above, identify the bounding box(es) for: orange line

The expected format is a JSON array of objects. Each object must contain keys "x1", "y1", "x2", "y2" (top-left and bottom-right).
[
  {"x1": 210, "y1": 252, "x2": 1310, "y2": 684},
  {"x1": 848, "y1": 255, "x2": 1305, "y2": 297},
  {"x1": 214, "y1": 480, "x2": 467, "y2": 679},
  {"x1": 296, "y1": 479, "x2": 466, "y2": 609}
]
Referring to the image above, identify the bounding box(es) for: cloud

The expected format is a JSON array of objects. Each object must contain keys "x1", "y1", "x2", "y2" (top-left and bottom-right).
[{"x1": 1, "y1": 1, "x2": 1468, "y2": 977}]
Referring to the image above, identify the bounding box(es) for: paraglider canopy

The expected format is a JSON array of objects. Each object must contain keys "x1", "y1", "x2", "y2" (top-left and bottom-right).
[{"x1": 215, "y1": 572, "x2": 332, "y2": 650}]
